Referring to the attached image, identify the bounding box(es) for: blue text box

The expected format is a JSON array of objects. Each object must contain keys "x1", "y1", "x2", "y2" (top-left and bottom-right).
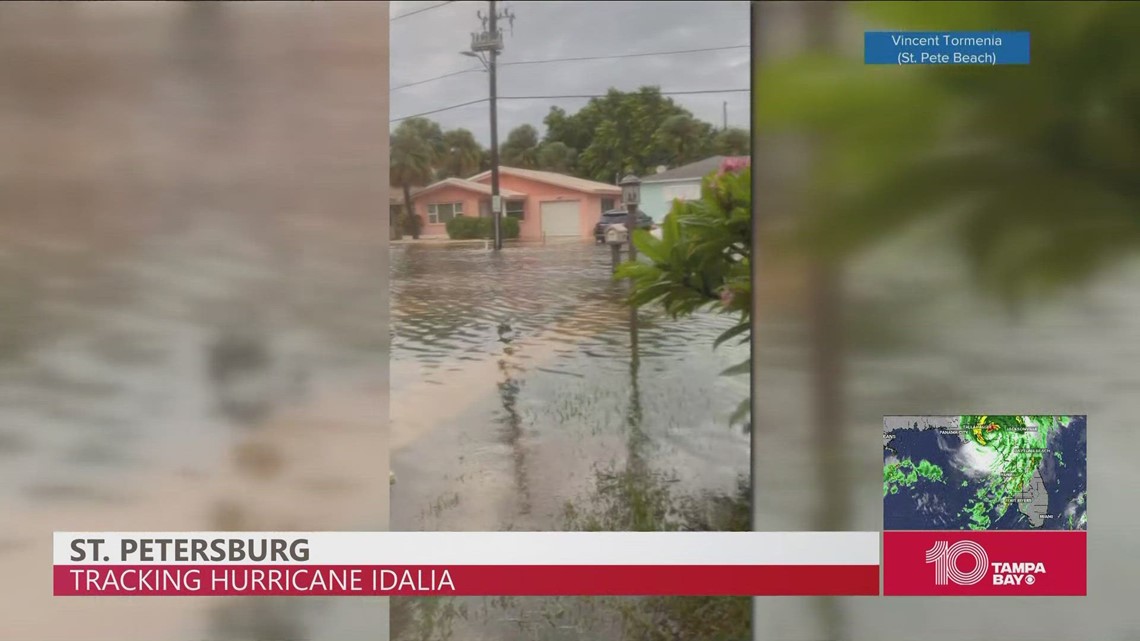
[{"x1": 865, "y1": 31, "x2": 1030, "y2": 65}]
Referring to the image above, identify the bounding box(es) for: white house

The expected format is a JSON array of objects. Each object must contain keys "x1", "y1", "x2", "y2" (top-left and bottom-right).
[{"x1": 639, "y1": 156, "x2": 745, "y2": 222}]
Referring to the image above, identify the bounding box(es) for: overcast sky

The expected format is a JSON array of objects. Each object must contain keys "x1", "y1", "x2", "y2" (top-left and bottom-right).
[{"x1": 389, "y1": 0, "x2": 751, "y2": 145}]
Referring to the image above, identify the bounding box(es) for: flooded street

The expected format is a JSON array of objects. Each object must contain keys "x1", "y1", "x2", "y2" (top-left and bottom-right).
[
  {"x1": 390, "y1": 240, "x2": 750, "y2": 531},
  {"x1": 389, "y1": 240, "x2": 750, "y2": 640}
]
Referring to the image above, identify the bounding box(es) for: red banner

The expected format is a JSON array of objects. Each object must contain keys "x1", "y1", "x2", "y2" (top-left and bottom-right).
[
  {"x1": 54, "y1": 564, "x2": 881, "y2": 597},
  {"x1": 883, "y1": 531, "x2": 1086, "y2": 596}
]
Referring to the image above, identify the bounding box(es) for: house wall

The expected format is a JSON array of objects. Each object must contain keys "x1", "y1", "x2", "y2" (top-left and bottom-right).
[
  {"x1": 412, "y1": 185, "x2": 482, "y2": 238},
  {"x1": 480, "y1": 174, "x2": 619, "y2": 240},
  {"x1": 640, "y1": 179, "x2": 703, "y2": 222}
]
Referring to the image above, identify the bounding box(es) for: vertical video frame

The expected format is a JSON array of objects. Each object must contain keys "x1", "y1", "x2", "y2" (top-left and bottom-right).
[{"x1": 388, "y1": 1, "x2": 753, "y2": 639}]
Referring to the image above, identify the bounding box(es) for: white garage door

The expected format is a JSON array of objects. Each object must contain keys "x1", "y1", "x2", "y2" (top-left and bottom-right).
[{"x1": 540, "y1": 200, "x2": 581, "y2": 237}]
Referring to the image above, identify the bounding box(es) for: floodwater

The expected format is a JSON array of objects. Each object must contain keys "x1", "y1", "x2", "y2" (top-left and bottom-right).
[
  {"x1": 0, "y1": 211, "x2": 390, "y2": 641},
  {"x1": 389, "y1": 240, "x2": 751, "y2": 638},
  {"x1": 391, "y1": 241, "x2": 750, "y2": 529}
]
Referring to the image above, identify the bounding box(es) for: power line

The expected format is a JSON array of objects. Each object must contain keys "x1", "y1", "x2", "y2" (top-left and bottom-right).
[
  {"x1": 390, "y1": 88, "x2": 750, "y2": 123},
  {"x1": 390, "y1": 1, "x2": 454, "y2": 22},
  {"x1": 500, "y1": 44, "x2": 749, "y2": 67},
  {"x1": 502, "y1": 88, "x2": 750, "y2": 100},
  {"x1": 391, "y1": 98, "x2": 488, "y2": 123},
  {"x1": 391, "y1": 44, "x2": 750, "y2": 93},
  {"x1": 391, "y1": 67, "x2": 483, "y2": 92}
]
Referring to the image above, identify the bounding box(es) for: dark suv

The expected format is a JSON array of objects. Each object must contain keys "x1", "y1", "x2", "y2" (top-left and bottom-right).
[{"x1": 593, "y1": 208, "x2": 654, "y2": 243}]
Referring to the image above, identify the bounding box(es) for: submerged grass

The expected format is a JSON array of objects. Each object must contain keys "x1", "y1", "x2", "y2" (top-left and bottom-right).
[{"x1": 391, "y1": 467, "x2": 751, "y2": 641}]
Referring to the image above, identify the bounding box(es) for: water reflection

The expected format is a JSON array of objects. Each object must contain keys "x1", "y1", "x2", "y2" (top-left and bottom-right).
[{"x1": 497, "y1": 342, "x2": 532, "y2": 517}]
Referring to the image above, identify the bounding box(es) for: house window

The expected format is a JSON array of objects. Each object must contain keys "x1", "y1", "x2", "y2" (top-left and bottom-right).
[
  {"x1": 426, "y1": 202, "x2": 463, "y2": 224},
  {"x1": 505, "y1": 200, "x2": 525, "y2": 220},
  {"x1": 601, "y1": 198, "x2": 616, "y2": 214}
]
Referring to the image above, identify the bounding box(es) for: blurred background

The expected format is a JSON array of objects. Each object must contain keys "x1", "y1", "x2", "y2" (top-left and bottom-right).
[
  {"x1": 0, "y1": 2, "x2": 389, "y2": 640},
  {"x1": 753, "y1": 2, "x2": 1140, "y2": 640}
]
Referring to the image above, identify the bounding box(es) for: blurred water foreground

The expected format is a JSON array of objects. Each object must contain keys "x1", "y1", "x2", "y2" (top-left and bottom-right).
[{"x1": 0, "y1": 3, "x2": 390, "y2": 640}]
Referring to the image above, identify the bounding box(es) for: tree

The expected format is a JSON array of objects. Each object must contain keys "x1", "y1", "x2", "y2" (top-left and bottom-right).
[
  {"x1": 437, "y1": 128, "x2": 483, "y2": 179},
  {"x1": 389, "y1": 118, "x2": 443, "y2": 239},
  {"x1": 545, "y1": 87, "x2": 714, "y2": 182},
  {"x1": 536, "y1": 141, "x2": 577, "y2": 173},
  {"x1": 542, "y1": 105, "x2": 591, "y2": 161},
  {"x1": 712, "y1": 127, "x2": 751, "y2": 156},
  {"x1": 500, "y1": 124, "x2": 541, "y2": 169},
  {"x1": 650, "y1": 114, "x2": 715, "y2": 168}
]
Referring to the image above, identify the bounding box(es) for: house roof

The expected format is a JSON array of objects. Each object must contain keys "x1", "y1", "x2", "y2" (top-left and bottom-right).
[
  {"x1": 642, "y1": 156, "x2": 748, "y2": 184},
  {"x1": 389, "y1": 185, "x2": 423, "y2": 205},
  {"x1": 467, "y1": 166, "x2": 622, "y2": 195},
  {"x1": 411, "y1": 177, "x2": 526, "y2": 200}
]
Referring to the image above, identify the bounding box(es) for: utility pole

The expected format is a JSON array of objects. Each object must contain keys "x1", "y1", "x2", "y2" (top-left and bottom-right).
[
  {"x1": 723, "y1": 101, "x2": 728, "y2": 130},
  {"x1": 487, "y1": 1, "x2": 502, "y2": 251},
  {"x1": 470, "y1": 1, "x2": 514, "y2": 251}
]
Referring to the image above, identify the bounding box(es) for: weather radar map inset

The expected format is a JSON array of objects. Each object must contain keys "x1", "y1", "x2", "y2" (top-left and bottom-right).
[{"x1": 883, "y1": 415, "x2": 1087, "y2": 531}]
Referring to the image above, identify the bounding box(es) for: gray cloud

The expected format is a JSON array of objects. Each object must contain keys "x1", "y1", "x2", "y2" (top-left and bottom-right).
[{"x1": 390, "y1": 0, "x2": 751, "y2": 143}]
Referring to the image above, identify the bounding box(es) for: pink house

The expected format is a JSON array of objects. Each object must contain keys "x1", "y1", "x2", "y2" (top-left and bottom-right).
[{"x1": 411, "y1": 167, "x2": 622, "y2": 241}]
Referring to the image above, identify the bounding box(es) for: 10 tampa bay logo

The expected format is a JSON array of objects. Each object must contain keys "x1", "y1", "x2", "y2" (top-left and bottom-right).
[{"x1": 925, "y1": 541, "x2": 1046, "y2": 586}]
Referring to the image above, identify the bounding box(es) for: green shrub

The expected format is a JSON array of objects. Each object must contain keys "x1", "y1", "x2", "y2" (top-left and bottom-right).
[
  {"x1": 445, "y1": 216, "x2": 521, "y2": 240},
  {"x1": 445, "y1": 216, "x2": 482, "y2": 239},
  {"x1": 500, "y1": 216, "x2": 520, "y2": 239}
]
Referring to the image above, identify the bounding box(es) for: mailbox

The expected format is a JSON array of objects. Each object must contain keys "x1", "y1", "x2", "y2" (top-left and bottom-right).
[{"x1": 605, "y1": 223, "x2": 629, "y2": 245}]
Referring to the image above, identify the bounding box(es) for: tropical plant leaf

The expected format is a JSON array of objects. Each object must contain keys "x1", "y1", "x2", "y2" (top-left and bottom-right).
[
  {"x1": 713, "y1": 321, "x2": 751, "y2": 350},
  {"x1": 720, "y1": 359, "x2": 751, "y2": 378}
]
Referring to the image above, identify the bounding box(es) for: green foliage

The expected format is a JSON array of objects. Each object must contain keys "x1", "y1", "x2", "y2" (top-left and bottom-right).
[
  {"x1": 617, "y1": 165, "x2": 752, "y2": 425},
  {"x1": 499, "y1": 216, "x2": 520, "y2": 239},
  {"x1": 712, "y1": 127, "x2": 751, "y2": 156},
  {"x1": 618, "y1": 166, "x2": 751, "y2": 319},
  {"x1": 536, "y1": 140, "x2": 577, "y2": 173},
  {"x1": 757, "y1": 2, "x2": 1140, "y2": 303},
  {"x1": 500, "y1": 124, "x2": 541, "y2": 168},
  {"x1": 390, "y1": 119, "x2": 445, "y2": 189},
  {"x1": 437, "y1": 128, "x2": 483, "y2": 179},
  {"x1": 444, "y1": 216, "x2": 482, "y2": 240},
  {"x1": 392, "y1": 91, "x2": 751, "y2": 190},
  {"x1": 540, "y1": 87, "x2": 748, "y2": 182},
  {"x1": 650, "y1": 114, "x2": 716, "y2": 168},
  {"x1": 445, "y1": 216, "x2": 520, "y2": 240}
]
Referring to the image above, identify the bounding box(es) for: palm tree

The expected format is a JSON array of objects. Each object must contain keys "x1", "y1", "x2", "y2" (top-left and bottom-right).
[
  {"x1": 500, "y1": 124, "x2": 541, "y2": 169},
  {"x1": 439, "y1": 128, "x2": 484, "y2": 179},
  {"x1": 389, "y1": 118, "x2": 442, "y2": 239}
]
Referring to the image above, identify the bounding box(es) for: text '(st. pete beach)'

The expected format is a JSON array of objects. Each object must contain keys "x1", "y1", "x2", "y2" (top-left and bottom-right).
[
  {"x1": 53, "y1": 532, "x2": 883, "y2": 597},
  {"x1": 864, "y1": 32, "x2": 1031, "y2": 65}
]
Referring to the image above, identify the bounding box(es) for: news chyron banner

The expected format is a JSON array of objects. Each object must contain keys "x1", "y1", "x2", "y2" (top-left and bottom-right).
[
  {"x1": 883, "y1": 415, "x2": 1087, "y2": 596},
  {"x1": 54, "y1": 532, "x2": 882, "y2": 597}
]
